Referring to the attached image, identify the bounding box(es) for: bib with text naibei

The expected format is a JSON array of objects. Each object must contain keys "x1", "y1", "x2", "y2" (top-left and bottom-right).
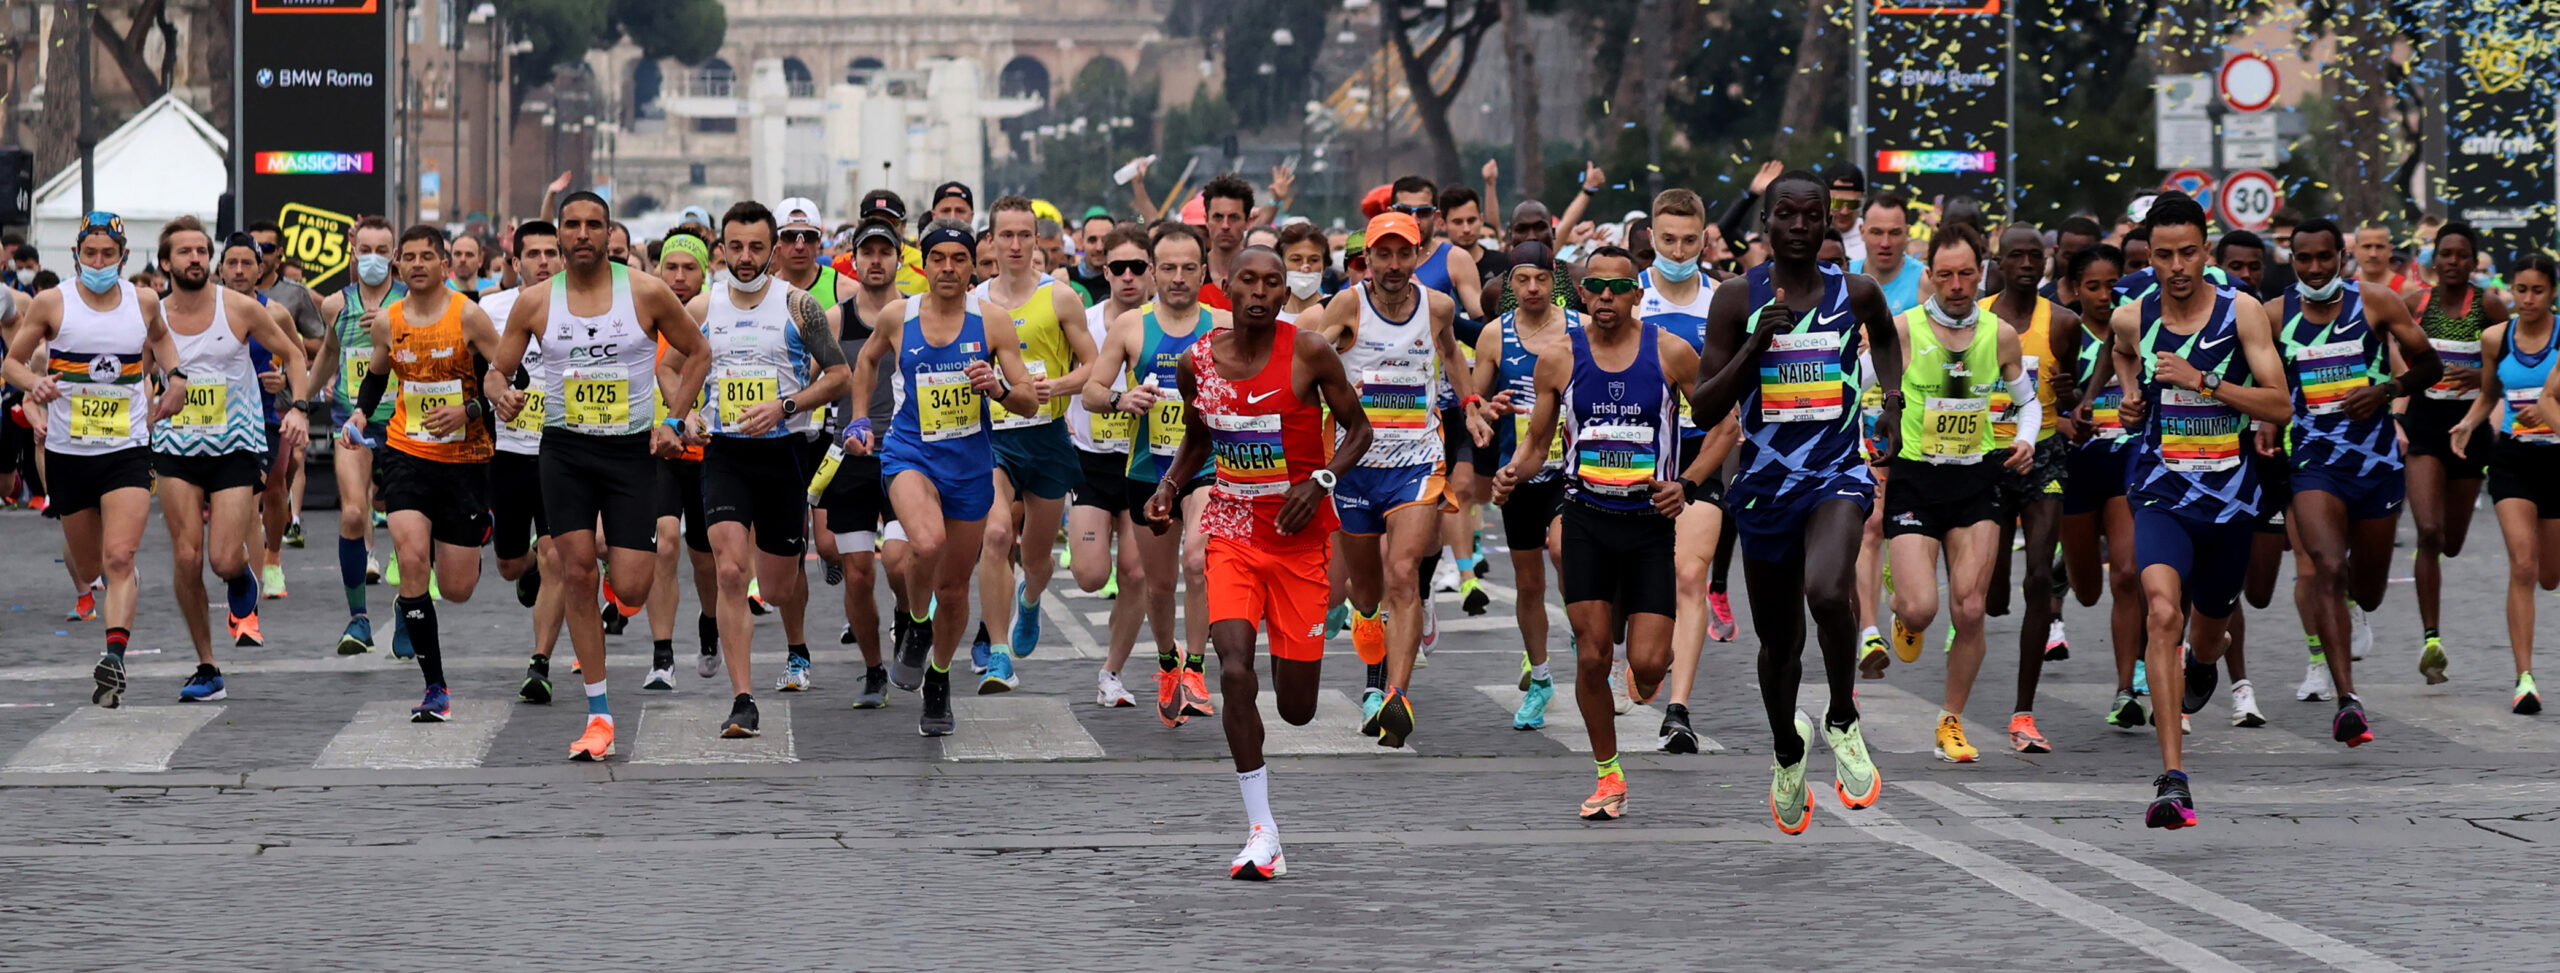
[{"x1": 1759, "y1": 331, "x2": 1845, "y2": 422}]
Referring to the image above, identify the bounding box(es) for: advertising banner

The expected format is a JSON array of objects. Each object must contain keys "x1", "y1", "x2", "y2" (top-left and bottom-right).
[
  {"x1": 1863, "y1": 0, "x2": 2012, "y2": 214},
  {"x1": 2443, "y1": 0, "x2": 2558, "y2": 264},
  {"x1": 233, "y1": 0, "x2": 389, "y2": 294}
]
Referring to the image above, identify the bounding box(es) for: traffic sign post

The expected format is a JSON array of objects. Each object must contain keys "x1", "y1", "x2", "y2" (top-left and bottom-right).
[
  {"x1": 2219, "y1": 53, "x2": 2280, "y2": 113},
  {"x1": 2164, "y1": 169, "x2": 2216, "y2": 211},
  {"x1": 2217, "y1": 169, "x2": 2283, "y2": 231}
]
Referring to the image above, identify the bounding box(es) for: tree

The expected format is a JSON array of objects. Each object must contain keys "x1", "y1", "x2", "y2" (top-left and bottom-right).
[
  {"x1": 1772, "y1": 0, "x2": 1848, "y2": 163},
  {"x1": 1165, "y1": 0, "x2": 1331, "y2": 132},
  {"x1": 1037, "y1": 57, "x2": 1161, "y2": 212},
  {"x1": 1497, "y1": 0, "x2": 1542, "y2": 199},
  {"x1": 1382, "y1": 0, "x2": 1501, "y2": 184},
  {"x1": 498, "y1": 0, "x2": 725, "y2": 103}
]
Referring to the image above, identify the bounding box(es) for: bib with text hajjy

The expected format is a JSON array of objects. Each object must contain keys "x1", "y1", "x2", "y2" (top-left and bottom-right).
[
  {"x1": 1574, "y1": 422, "x2": 1658, "y2": 497},
  {"x1": 563, "y1": 367, "x2": 630, "y2": 433},
  {"x1": 2156, "y1": 388, "x2": 2242, "y2": 473},
  {"x1": 402, "y1": 379, "x2": 466, "y2": 443},
  {"x1": 1359, "y1": 363, "x2": 1432, "y2": 441},
  {"x1": 69, "y1": 386, "x2": 136, "y2": 445},
  {"x1": 2509, "y1": 387, "x2": 2559, "y2": 444},
  {"x1": 993, "y1": 361, "x2": 1053, "y2": 430},
  {"x1": 2426, "y1": 338, "x2": 2481, "y2": 401},
  {"x1": 915, "y1": 368, "x2": 984, "y2": 442},
  {"x1": 1758, "y1": 331, "x2": 1845, "y2": 422},
  {"x1": 1207, "y1": 412, "x2": 1288, "y2": 498},
  {"x1": 172, "y1": 378, "x2": 228, "y2": 431},
  {"x1": 1920, "y1": 396, "x2": 1988, "y2": 465},
  {"x1": 714, "y1": 365, "x2": 780, "y2": 432},
  {"x1": 2293, "y1": 340, "x2": 2369, "y2": 416}
]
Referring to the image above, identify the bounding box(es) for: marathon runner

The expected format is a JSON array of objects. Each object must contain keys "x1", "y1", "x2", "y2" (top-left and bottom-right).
[
  {"x1": 1494, "y1": 244, "x2": 1709, "y2": 821},
  {"x1": 2453, "y1": 252, "x2": 2558, "y2": 715},
  {"x1": 2056, "y1": 244, "x2": 2154, "y2": 729},
  {"x1": 2400, "y1": 222, "x2": 2507, "y2": 681},
  {"x1": 1984, "y1": 224, "x2": 2077, "y2": 753},
  {"x1": 151, "y1": 219, "x2": 309, "y2": 700},
  {"x1": 1145, "y1": 245, "x2": 1370, "y2": 880},
  {"x1": 1469, "y1": 246, "x2": 1574, "y2": 730},
  {"x1": 2105, "y1": 195, "x2": 2296, "y2": 829},
  {"x1": 843, "y1": 219, "x2": 1042, "y2": 737},
  {"x1": 477, "y1": 221, "x2": 574, "y2": 702},
  {"x1": 239, "y1": 221, "x2": 322, "y2": 597},
  {"x1": 1852, "y1": 194, "x2": 1929, "y2": 316},
  {"x1": 1687, "y1": 171, "x2": 1899, "y2": 834},
  {"x1": 819, "y1": 219, "x2": 906, "y2": 709},
  {"x1": 343, "y1": 226, "x2": 506, "y2": 721},
  {"x1": 1318, "y1": 209, "x2": 1470, "y2": 749},
  {"x1": 2, "y1": 211, "x2": 191, "y2": 707},
  {"x1": 674, "y1": 200, "x2": 850, "y2": 738},
  {"x1": 1636, "y1": 188, "x2": 1739, "y2": 753},
  {"x1": 641, "y1": 229, "x2": 720, "y2": 692},
  {"x1": 1085, "y1": 223, "x2": 1224, "y2": 726},
  {"x1": 486, "y1": 191, "x2": 712, "y2": 760},
  {"x1": 1063, "y1": 224, "x2": 1156, "y2": 707},
  {"x1": 970, "y1": 195, "x2": 1097, "y2": 691},
  {"x1": 303, "y1": 216, "x2": 405, "y2": 656}
]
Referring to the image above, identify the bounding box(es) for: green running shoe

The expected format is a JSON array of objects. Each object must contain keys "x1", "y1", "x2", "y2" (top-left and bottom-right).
[
  {"x1": 2516, "y1": 672, "x2": 2542, "y2": 716},
  {"x1": 1771, "y1": 712, "x2": 1815, "y2": 834},
  {"x1": 1824, "y1": 717, "x2": 1882, "y2": 808},
  {"x1": 2419, "y1": 636, "x2": 2449, "y2": 685}
]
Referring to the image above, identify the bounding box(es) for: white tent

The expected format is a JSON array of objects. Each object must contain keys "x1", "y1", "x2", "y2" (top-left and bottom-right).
[{"x1": 31, "y1": 94, "x2": 229, "y2": 273}]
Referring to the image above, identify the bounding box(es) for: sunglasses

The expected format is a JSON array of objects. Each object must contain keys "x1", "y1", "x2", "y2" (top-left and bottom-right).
[
  {"x1": 1391, "y1": 204, "x2": 1439, "y2": 219},
  {"x1": 778, "y1": 230, "x2": 822, "y2": 245},
  {"x1": 1828, "y1": 197, "x2": 1862, "y2": 211},
  {"x1": 1579, "y1": 276, "x2": 1639, "y2": 295},
  {"x1": 1107, "y1": 259, "x2": 1150, "y2": 277}
]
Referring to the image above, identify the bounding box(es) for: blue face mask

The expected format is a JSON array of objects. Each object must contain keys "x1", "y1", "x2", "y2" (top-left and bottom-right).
[
  {"x1": 1652, "y1": 255, "x2": 1700, "y2": 283},
  {"x1": 355, "y1": 254, "x2": 392, "y2": 287},
  {"x1": 78, "y1": 264, "x2": 120, "y2": 294}
]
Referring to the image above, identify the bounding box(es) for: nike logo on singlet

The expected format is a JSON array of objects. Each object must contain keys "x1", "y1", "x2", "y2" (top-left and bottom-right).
[
  {"x1": 1818, "y1": 310, "x2": 1850, "y2": 327},
  {"x1": 2199, "y1": 335, "x2": 2233, "y2": 351},
  {"x1": 1245, "y1": 390, "x2": 1280, "y2": 404}
]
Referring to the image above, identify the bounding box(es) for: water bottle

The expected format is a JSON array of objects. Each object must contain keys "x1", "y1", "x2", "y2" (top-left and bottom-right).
[{"x1": 805, "y1": 441, "x2": 845, "y2": 507}]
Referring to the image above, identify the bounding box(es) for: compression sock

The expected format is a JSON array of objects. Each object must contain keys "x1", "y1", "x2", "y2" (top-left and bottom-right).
[
  {"x1": 398, "y1": 594, "x2": 444, "y2": 687},
  {"x1": 1366, "y1": 661, "x2": 1387, "y2": 693},
  {"x1": 339, "y1": 536, "x2": 367, "y2": 614},
  {"x1": 1158, "y1": 646, "x2": 1181, "y2": 673},
  {"x1": 1237, "y1": 766, "x2": 1274, "y2": 831},
  {"x1": 1186, "y1": 651, "x2": 1205, "y2": 673},
  {"x1": 1594, "y1": 755, "x2": 1623, "y2": 781},
  {"x1": 697, "y1": 612, "x2": 718, "y2": 654},
  {"x1": 224, "y1": 571, "x2": 257, "y2": 619},
  {"x1": 788, "y1": 642, "x2": 809, "y2": 663},
  {"x1": 105, "y1": 627, "x2": 129, "y2": 657}
]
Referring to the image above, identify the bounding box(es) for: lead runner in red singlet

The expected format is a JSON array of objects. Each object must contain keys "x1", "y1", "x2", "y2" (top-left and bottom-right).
[{"x1": 1147, "y1": 247, "x2": 1372, "y2": 881}]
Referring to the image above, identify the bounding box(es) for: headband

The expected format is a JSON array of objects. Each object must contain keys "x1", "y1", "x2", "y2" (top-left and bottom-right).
[
  {"x1": 918, "y1": 224, "x2": 975, "y2": 256},
  {"x1": 660, "y1": 233, "x2": 711, "y2": 269}
]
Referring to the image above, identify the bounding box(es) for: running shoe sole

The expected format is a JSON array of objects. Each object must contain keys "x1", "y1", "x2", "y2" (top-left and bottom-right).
[
  {"x1": 1229, "y1": 856, "x2": 1286, "y2": 881},
  {"x1": 2419, "y1": 646, "x2": 2449, "y2": 685},
  {"x1": 1578, "y1": 792, "x2": 1626, "y2": 821},
  {"x1": 2517, "y1": 692, "x2": 2544, "y2": 716},
  {"x1": 2145, "y1": 800, "x2": 2197, "y2": 830},
  {"x1": 336, "y1": 635, "x2": 371, "y2": 656},
  {"x1": 2333, "y1": 707, "x2": 2373, "y2": 747},
  {"x1": 642, "y1": 671, "x2": 675, "y2": 691},
  {"x1": 1659, "y1": 726, "x2": 1699, "y2": 754},
  {"x1": 91, "y1": 656, "x2": 126, "y2": 708},
  {"x1": 412, "y1": 705, "x2": 451, "y2": 723},
  {"x1": 1858, "y1": 647, "x2": 1890, "y2": 679},
  {"x1": 1375, "y1": 695, "x2": 1415, "y2": 749},
  {"x1": 721, "y1": 722, "x2": 760, "y2": 739}
]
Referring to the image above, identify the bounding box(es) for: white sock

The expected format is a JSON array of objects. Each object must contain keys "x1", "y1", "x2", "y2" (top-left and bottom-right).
[
  {"x1": 1613, "y1": 642, "x2": 1627, "y2": 662},
  {"x1": 1238, "y1": 766, "x2": 1274, "y2": 831},
  {"x1": 1862, "y1": 625, "x2": 1880, "y2": 642},
  {"x1": 1529, "y1": 662, "x2": 1551, "y2": 682}
]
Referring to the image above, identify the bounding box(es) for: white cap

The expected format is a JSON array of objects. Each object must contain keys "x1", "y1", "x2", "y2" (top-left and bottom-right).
[{"x1": 777, "y1": 197, "x2": 824, "y2": 233}]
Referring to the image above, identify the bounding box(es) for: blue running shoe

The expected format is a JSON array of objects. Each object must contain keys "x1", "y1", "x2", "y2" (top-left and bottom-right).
[
  {"x1": 1325, "y1": 601, "x2": 1350, "y2": 641},
  {"x1": 411, "y1": 684, "x2": 451, "y2": 722},
  {"x1": 391, "y1": 611, "x2": 414, "y2": 660},
  {"x1": 178, "y1": 665, "x2": 225, "y2": 702},
  {"x1": 1514, "y1": 678, "x2": 1554, "y2": 730},
  {"x1": 969, "y1": 621, "x2": 993, "y2": 674},
  {"x1": 336, "y1": 615, "x2": 375, "y2": 656},
  {"x1": 1011, "y1": 580, "x2": 1041, "y2": 658},
  {"x1": 2131, "y1": 658, "x2": 2149, "y2": 696},
  {"x1": 979, "y1": 646, "x2": 1019, "y2": 694}
]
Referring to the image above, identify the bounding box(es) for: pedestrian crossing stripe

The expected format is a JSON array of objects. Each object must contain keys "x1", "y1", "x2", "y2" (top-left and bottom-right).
[
  {"x1": 1259, "y1": 690, "x2": 1411, "y2": 756},
  {"x1": 632, "y1": 696, "x2": 796, "y2": 765},
  {"x1": 314, "y1": 700, "x2": 512, "y2": 770},
  {"x1": 4, "y1": 706, "x2": 221, "y2": 773},
  {"x1": 1474, "y1": 684, "x2": 1723, "y2": 754},
  {"x1": 945, "y1": 697, "x2": 1104, "y2": 761},
  {"x1": 2036, "y1": 682, "x2": 2328, "y2": 754}
]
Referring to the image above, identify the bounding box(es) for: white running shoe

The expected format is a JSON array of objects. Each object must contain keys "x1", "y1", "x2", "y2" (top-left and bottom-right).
[
  {"x1": 2297, "y1": 658, "x2": 2336, "y2": 701},
  {"x1": 1228, "y1": 824, "x2": 1286, "y2": 880},
  {"x1": 2348, "y1": 606, "x2": 2372, "y2": 662},
  {"x1": 1431, "y1": 558, "x2": 1461, "y2": 594},
  {"x1": 2046, "y1": 619, "x2": 2068, "y2": 653},
  {"x1": 642, "y1": 668, "x2": 675, "y2": 691},
  {"x1": 2229, "y1": 679, "x2": 2266, "y2": 727},
  {"x1": 1096, "y1": 669, "x2": 1136, "y2": 708},
  {"x1": 1610, "y1": 661, "x2": 1635, "y2": 715},
  {"x1": 1416, "y1": 596, "x2": 1439, "y2": 667}
]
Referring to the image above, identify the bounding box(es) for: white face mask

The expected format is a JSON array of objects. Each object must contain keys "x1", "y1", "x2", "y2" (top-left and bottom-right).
[
  {"x1": 725, "y1": 263, "x2": 772, "y2": 294},
  {"x1": 1287, "y1": 270, "x2": 1322, "y2": 299}
]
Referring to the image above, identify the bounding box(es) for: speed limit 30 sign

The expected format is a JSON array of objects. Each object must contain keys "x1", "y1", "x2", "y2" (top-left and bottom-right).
[{"x1": 2217, "y1": 169, "x2": 2283, "y2": 232}]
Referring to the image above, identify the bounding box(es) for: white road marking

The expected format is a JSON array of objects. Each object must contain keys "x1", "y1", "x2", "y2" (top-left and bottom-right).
[
  {"x1": 1825, "y1": 799, "x2": 2251, "y2": 973},
  {"x1": 944, "y1": 696, "x2": 1107, "y2": 761},
  {"x1": 1475, "y1": 683, "x2": 1721, "y2": 753},
  {"x1": 1789, "y1": 681, "x2": 1943, "y2": 754},
  {"x1": 631, "y1": 697, "x2": 796, "y2": 765},
  {"x1": 4, "y1": 705, "x2": 221, "y2": 773},
  {"x1": 1040, "y1": 597, "x2": 1102, "y2": 661},
  {"x1": 313, "y1": 700, "x2": 512, "y2": 770},
  {"x1": 2353, "y1": 684, "x2": 2560, "y2": 752},
  {"x1": 1965, "y1": 780, "x2": 2560, "y2": 806},
  {"x1": 1906, "y1": 781, "x2": 2419, "y2": 973},
  {"x1": 2039, "y1": 682, "x2": 2325, "y2": 753},
  {"x1": 1260, "y1": 689, "x2": 1413, "y2": 756}
]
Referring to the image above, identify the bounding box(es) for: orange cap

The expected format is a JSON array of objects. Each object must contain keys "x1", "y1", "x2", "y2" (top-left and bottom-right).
[
  {"x1": 1364, "y1": 211, "x2": 1423, "y2": 248},
  {"x1": 1360, "y1": 183, "x2": 1395, "y2": 219}
]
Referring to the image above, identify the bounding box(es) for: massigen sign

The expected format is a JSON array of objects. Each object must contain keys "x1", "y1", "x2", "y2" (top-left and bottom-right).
[{"x1": 253, "y1": 151, "x2": 376, "y2": 175}]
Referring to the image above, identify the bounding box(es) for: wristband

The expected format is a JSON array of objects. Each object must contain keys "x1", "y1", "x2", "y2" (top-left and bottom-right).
[
  {"x1": 1460, "y1": 394, "x2": 1484, "y2": 411},
  {"x1": 847, "y1": 417, "x2": 872, "y2": 443},
  {"x1": 662, "y1": 416, "x2": 683, "y2": 432}
]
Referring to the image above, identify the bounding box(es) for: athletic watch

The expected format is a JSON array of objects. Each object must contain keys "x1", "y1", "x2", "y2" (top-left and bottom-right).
[
  {"x1": 2199, "y1": 371, "x2": 2223, "y2": 398},
  {"x1": 1310, "y1": 469, "x2": 1337, "y2": 494},
  {"x1": 782, "y1": 397, "x2": 801, "y2": 418}
]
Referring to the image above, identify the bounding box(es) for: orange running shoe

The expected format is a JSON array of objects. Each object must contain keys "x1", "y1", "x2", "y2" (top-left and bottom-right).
[
  {"x1": 568, "y1": 715, "x2": 616, "y2": 761},
  {"x1": 1179, "y1": 666, "x2": 1216, "y2": 717},
  {"x1": 2007, "y1": 712, "x2": 2051, "y2": 754},
  {"x1": 228, "y1": 612, "x2": 265, "y2": 648},
  {"x1": 1155, "y1": 669, "x2": 1187, "y2": 727},
  {"x1": 1350, "y1": 613, "x2": 1386, "y2": 666},
  {"x1": 67, "y1": 591, "x2": 96, "y2": 622},
  {"x1": 1579, "y1": 773, "x2": 1628, "y2": 821}
]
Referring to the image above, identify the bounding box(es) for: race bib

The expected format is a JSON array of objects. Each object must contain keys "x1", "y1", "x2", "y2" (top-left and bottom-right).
[
  {"x1": 401, "y1": 379, "x2": 465, "y2": 443},
  {"x1": 2157, "y1": 388, "x2": 2242, "y2": 473},
  {"x1": 915, "y1": 368, "x2": 983, "y2": 442},
  {"x1": 2090, "y1": 384, "x2": 2128, "y2": 440},
  {"x1": 564, "y1": 367, "x2": 631, "y2": 433},
  {"x1": 1514, "y1": 410, "x2": 1565, "y2": 468},
  {"x1": 1207, "y1": 412, "x2": 1288, "y2": 498},
  {"x1": 2509, "y1": 387, "x2": 2558, "y2": 444},
  {"x1": 1573, "y1": 422, "x2": 1658, "y2": 497},
  {"x1": 1759, "y1": 331, "x2": 1846, "y2": 422},
  {"x1": 172, "y1": 378, "x2": 228, "y2": 431},
  {"x1": 715, "y1": 366, "x2": 780, "y2": 432},
  {"x1": 2426, "y1": 338, "x2": 2481, "y2": 401},
  {"x1": 340, "y1": 347, "x2": 369, "y2": 403},
  {"x1": 1147, "y1": 396, "x2": 1186, "y2": 457},
  {"x1": 1359, "y1": 364, "x2": 1432, "y2": 441},
  {"x1": 1921, "y1": 396, "x2": 1988, "y2": 464},
  {"x1": 993, "y1": 361, "x2": 1052, "y2": 430},
  {"x1": 2293, "y1": 340, "x2": 2369, "y2": 417},
  {"x1": 68, "y1": 387, "x2": 135, "y2": 445},
  {"x1": 1089, "y1": 408, "x2": 1134, "y2": 452},
  {"x1": 509, "y1": 389, "x2": 546, "y2": 434}
]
